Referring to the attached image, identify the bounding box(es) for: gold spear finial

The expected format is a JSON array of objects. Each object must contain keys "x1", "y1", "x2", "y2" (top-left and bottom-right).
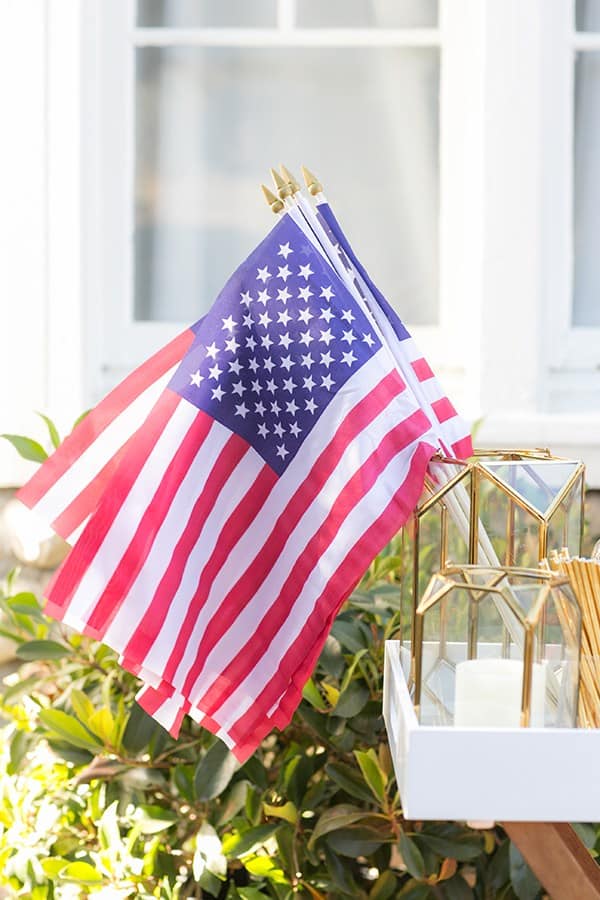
[
  {"x1": 280, "y1": 164, "x2": 301, "y2": 194},
  {"x1": 270, "y1": 167, "x2": 293, "y2": 201},
  {"x1": 301, "y1": 165, "x2": 323, "y2": 196},
  {"x1": 261, "y1": 184, "x2": 285, "y2": 214}
]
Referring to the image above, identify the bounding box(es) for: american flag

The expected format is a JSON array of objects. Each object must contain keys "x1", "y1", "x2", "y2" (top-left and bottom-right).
[
  {"x1": 314, "y1": 199, "x2": 473, "y2": 462},
  {"x1": 20, "y1": 213, "x2": 441, "y2": 760}
]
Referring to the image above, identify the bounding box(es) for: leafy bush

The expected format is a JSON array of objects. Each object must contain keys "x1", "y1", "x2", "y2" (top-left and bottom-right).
[
  {"x1": 0, "y1": 559, "x2": 559, "y2": 900},
  {"x1": 1, "y1": 420, "x2": 596, "y2": 898}
]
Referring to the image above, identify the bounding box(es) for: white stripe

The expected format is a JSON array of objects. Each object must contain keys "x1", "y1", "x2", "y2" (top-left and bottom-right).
[
  {"x1": 216, "y1": 435, "x2": 423, "y2": 731},
  {"x1": 60, "y1": 400, "x2": 198, "y2": 628},
  {"x1": 135, "y1": 685, "x2": 180, "y2": 732},
  {"x1": 100, "y1": 420, "x2": 233, "y2": 650},
  {"x1": 127, "y1": 443, "x2": 264, "y2": 676},
  {"x1": 176, "y1": 375, "x2": 430, "y2": 704},
  {"x1": 33, "y1": 366, "x2": 177, "y2": 530}
]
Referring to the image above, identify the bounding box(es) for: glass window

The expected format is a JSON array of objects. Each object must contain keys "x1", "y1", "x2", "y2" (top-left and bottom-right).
[
  {"x1": 575, "y1": 0, "x2": 600, "y2": 32},
  {"x1": 135, "y1": 46, "x2": 440, "y2": 325},
  {"x1": 295, "y1": 0, "x2": 438, "y2": 29},
  {"x1": 137, "y1": 0, "x2": 278, "y2": 28},
  {"x1": 573, "y1": 51, "x2": 600, "y2": 326}
]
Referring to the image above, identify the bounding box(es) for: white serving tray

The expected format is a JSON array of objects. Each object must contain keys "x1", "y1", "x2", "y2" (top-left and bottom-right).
[{"x1": 383, "y1": 640, "x2": 600, "y2": 821}]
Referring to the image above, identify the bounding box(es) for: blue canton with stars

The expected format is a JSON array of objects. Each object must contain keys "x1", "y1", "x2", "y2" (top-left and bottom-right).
[{"x1": 169, "y1": 215, "x2": 382, "y2": 475}]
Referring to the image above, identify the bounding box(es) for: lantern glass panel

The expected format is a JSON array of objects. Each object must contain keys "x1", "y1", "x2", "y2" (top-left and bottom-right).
[
  {"x1": 479, "y1": 460, "x2": 582, "y2": 516},
  {"x1": 414, "y1": 567, "x2": 581, "y2": 729}
]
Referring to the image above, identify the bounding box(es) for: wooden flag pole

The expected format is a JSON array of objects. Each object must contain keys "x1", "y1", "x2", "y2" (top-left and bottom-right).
[{"x1": 503, "y1": 822, "x2": 600, "y2": 899}]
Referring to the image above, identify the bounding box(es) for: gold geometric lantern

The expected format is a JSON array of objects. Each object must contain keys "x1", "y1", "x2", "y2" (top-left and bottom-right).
[
  {"x1": 413, "y1": 565, "x2": 581, "y2": 730},
  {"x1": 400, "y1": 450, "x2": 585, "y2": 646}
]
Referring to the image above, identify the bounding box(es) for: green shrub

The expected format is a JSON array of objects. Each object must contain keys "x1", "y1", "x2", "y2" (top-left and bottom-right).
[
  {"x1": 0, "y1": 420, "x2": 593, "y2": 898},
  {"x1": 0, "y1": 560, "x2": 551, "y2": 899}
]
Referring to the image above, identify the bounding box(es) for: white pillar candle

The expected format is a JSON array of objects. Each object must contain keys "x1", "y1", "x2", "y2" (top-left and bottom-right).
[{"x1": 454, "y1": 658, "x2": 546, "y2": 728}]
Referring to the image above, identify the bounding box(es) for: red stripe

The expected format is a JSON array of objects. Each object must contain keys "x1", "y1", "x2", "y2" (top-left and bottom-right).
[
  {"x1": 83, "y1": 412, "x2": 214, "y2": 636},
  {"x1": 17, "y1": 328, "x2": 194, "y2": 509},
  {"x1": 227, "y1": 440, "x2": 435, "y2": 752},
  {"x1": 451, "y1": 434, "x2": 474, "y2": 461},
  {"x1": 197, "y1": 410, "x2": 432, "y2": 717},
  {"x1": 431, "y1": 397, "x2": 457, "y2": 425},
  {"x1": 43, "y1": 391, "x2": 181, "y2": 619},
  {"x1": 175, "y1": 371, "x2": 405, "y2": 701},
  {"x1": 51, "y1": 432, "x2": 137, "y2": 540},
  {"x1": 411, "y1": 358, "x2": 434, "y2": 382},
  {"x1": 117, "y1": 434, "x2": 250, "y2": 665},
  {"x1": 125, "y1": 462, "x2": 278, "y2": 686}
]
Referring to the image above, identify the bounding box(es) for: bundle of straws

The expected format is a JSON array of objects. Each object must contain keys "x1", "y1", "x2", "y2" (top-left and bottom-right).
[{"x1": 549, "y1": 550, "x2": 600, "y2": 728}]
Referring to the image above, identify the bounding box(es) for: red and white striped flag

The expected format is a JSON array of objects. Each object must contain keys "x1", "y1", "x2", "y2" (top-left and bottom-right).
[{"x1": 18, "y1": 211, "x2": 456, "y2": 760}]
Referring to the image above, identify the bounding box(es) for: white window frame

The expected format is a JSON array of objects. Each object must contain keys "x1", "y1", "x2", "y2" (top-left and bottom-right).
[
  {"x1": 542, "y1": 2, "x2": 600, "y2": 409},
  {"x1": 83, "y1": 0, "x2": 485, "y2": 424},
  {"x1": 7, "y1": 1, "x2": 600, "y2": 487}
]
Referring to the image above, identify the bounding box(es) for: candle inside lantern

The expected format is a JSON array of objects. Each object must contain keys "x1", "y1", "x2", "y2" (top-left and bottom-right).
[{"x1": 454, "y1": 658, "x2": 546, "y2": 728}]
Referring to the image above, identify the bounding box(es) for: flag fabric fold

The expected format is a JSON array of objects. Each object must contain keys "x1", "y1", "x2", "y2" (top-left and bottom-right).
[{"x1": 18, "y1": 195, "x2": 470, "y2": 762}]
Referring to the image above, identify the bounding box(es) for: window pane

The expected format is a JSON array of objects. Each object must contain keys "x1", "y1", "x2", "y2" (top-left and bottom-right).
[
  {"x1": 296, "y1": 0, "x2": 438, "y2": 28},
  {"x1": 573, "y1": 52, "x2": 600, "y2": 326},
  {"x1": 137, "y1": 0, "x2": 277, "y2": 28},
  {"x1": 575, "y1": 0, "x2": 600, "y2": 32},
  {"x1": 135, "y1": 47, "x2": 439, "y2": 325}
]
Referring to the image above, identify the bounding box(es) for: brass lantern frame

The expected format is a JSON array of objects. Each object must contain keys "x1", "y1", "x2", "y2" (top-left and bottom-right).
[
  {"x1": 413, "y1": 564, "x2": 581, "y2": 728},
  {"x1": 407, "y1": 449, "x2": 586, "y2": 652}
]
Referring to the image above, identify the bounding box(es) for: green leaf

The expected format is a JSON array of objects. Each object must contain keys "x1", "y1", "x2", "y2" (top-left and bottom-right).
[
  {"x1": 6, "y1": 592, "x2": 43, "y2": 617},
  {"x1": 87, "y1": 707, "x2": 116, "y2": 744},
  {"x1": 263, "y1": 800, "x2": 298, "y2": 825},
  {"x1": 173, "y1": 764, "x2": 195, "y2": 804},
  {"x1": 215, "y1": 779, "x2": 249, "y2": 827},
  {"x1": 194, "y1": 738, "x2": 238, "y2": 801},
  {"x1": 369, "y1": 871, "x2": 398, "y2": 900},
  {"x1": 399, "y1": 831, "x2": 426, "y2": 880},
  {"x1": 325, "y1": 826, "x2": 386, "y2": 857},
  {"x1": 236, "y1": 888, "x2": 270, "y2": 900},
  {"x1": 324, "y1": 761, "x2": 375, "y2": 803},
  {"x1": 397, "y1": 885, "x2": 433, "y2": 900},
  {"x1": 319, "y1": 634, "x2": 345, "y2": 678},
  {"x1": 58, "y1": 861, "x2": 103, "y2": 883},
  {"x1": 16, "y1": 640, "x2": 70, "y2": 661},
  {"x1": 136, "y1": 805, "x2": 178, "y2": 834},
  {"x1": 331, "y1": 619, "x2": 369, "y2": 654},
  {"x1": 122, "y1": 701, "x2": 167, "y2": 753},
  {"x1": 442, "y1": 875, "x2": 475, "y2": 900},
  {"x1": 8, "y1": 728, "x2": 28, "y2": 774},
  {"x1": 302, "y1": 677, "x2": 326, "y2": 710},
  {"x1": 40, "y1": 857, "x2": 69, "y2": 877},
  {"x1": 334, "y1": 681, "x2": 370, "y2": 718},
  {"x1": 222, "y1": 823, "x2": 280, "y2": 858},
  {"x1": 1, "y1": 434, "x2": 48, "y2": 462},
  {"x1": 416, "y1": 833, "x2": 483, "y2": 862},
  {"x1": 70, "y1": 688, "x2": 95, "y2": 725},
  {"x1": 509, "y1": 843, "x2": 542, "y2": 900},
  {"x1": 283, "y1": 754, "x2": 314, "y2": 808},
  {"x1": 309, "y1": 804, "x2": 374, "y2": 848},
  {"x1": 354, "y1": 749, "x2": 386, "y2": 803},
  {"x1": 39, "y1": 709, "x2": 104, "y2": 752},
  {"x1": 35, "y1": 412, "x2": 61, "y2": 449},
  {"x1": 244, "y1": 856, "x2": 289, "y2": 884}
]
